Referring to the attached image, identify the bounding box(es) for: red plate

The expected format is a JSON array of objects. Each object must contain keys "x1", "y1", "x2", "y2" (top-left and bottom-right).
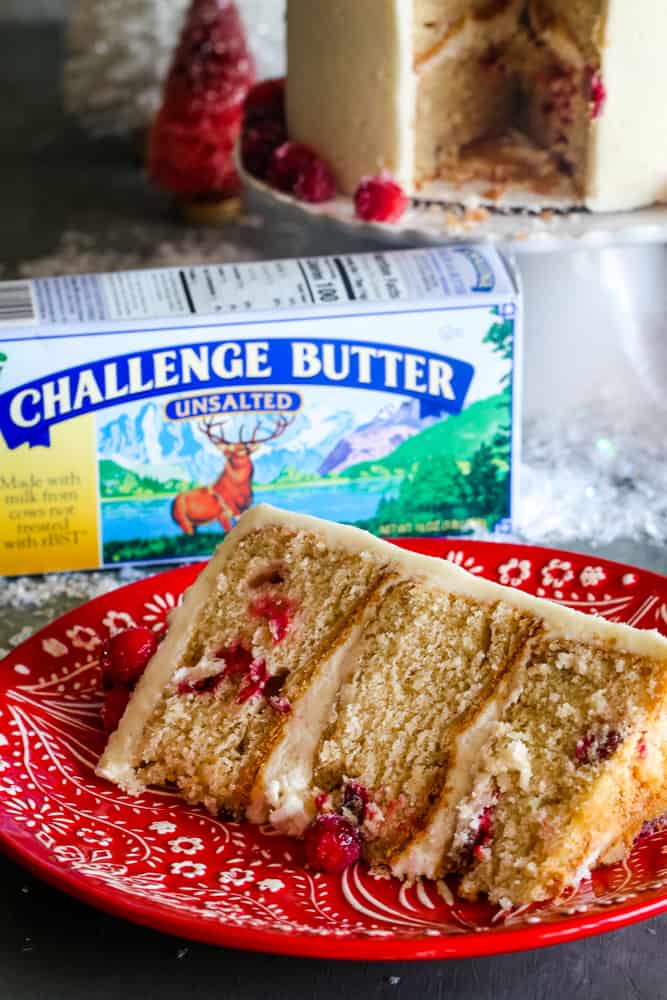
[{"x1": 1, "y1": 540, "x2": 667, "y2": 961}]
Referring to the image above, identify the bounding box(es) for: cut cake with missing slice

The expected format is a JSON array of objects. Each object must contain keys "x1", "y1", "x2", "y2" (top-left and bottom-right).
[{"x1": 97, "y1": 505, "x2": 667, "y2": 906}]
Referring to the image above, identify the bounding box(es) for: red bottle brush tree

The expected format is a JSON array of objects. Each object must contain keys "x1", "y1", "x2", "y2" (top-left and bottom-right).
[{"x1": 147, "y1": 0, "x2": 255, "y2": 203}]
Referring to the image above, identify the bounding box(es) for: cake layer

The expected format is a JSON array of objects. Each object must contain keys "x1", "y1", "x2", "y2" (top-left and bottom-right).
[
  {"x1": 250, "y1": 577, "x2": 536, "y2": 847},
  {"x1": 414, "y1": 2, "x2": 522, "y2": 185}
]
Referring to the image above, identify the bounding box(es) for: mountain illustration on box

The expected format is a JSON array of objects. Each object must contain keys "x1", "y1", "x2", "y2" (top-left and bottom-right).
[
  {"x1": 98, "y1": 401, "x2": 354, "y2": 490},
  {"x1": 318, "y1": 400, "x2": 434, "y2": 475},
  {"x1": 98, "y1": 395, "x2": 507, "y2": 500}
]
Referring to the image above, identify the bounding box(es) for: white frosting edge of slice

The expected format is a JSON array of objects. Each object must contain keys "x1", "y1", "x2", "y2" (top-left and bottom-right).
[{"x1": 229, "y1": 506, "x2": 667, "y2": 657}]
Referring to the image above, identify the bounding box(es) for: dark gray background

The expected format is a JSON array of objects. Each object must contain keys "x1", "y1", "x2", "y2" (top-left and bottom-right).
[{"x1": 1, "y1": 7, "x2": 667, "y2": 999}]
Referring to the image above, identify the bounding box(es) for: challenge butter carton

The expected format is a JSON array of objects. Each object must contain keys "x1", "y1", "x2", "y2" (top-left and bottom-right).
[{"x1": 0, "y1": 246, "x2": 520, "y2": 575}]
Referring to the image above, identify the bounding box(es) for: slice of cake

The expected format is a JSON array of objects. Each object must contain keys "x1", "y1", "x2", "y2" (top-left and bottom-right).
[
  {"x1": 285, "y1": 0, "x2": 667, "y2": 212},
  {"x1": 98, "y1": 505, "x2": 667, "y2": 906}
]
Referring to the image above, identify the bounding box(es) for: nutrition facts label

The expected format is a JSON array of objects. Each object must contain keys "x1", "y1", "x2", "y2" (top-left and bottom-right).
[{"x1": 0, "y1": 247, "x2": 516, "y2": 334}]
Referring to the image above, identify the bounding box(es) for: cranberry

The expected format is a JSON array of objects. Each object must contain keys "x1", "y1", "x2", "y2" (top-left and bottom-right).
[
  {"x1": 304, "y1": 814, "x2": 362, "y2": 873},
  {"x1": 177, "y1": 671, "x2": 225, "y2": 695},
  {"x1": 268, "y1": 695, "x2": 291, "y2": 714},
  {"x1": 244, "y1": 77, "x2": 285, "y2": 125},
  {"x1": 215, "y1": 642, "x2": 253, "y2": 676},
  {"x1": 588, "y1": 71, "x2": 607, "y2": 120},
  {"x1": 354, "y1": 175, "x2": 408, "y2": 223},
  {"x1": 101, "y1": 627, "x2": 157, "y2": 689},
  {"x1": 177, "y1": 643, "x2": 252, "y2": 696},
  {"x1": 267, "y1": 143, "x2": 337, "y2": 203},
  {"x1": 342, "y1": 781, "x2": 368, "y2": 823},
  {"x1": 575, "y1": 728, "x2": 623, "y2": 765},
  {"x1": 242, "y1": 119, "x2": 287, "y2": 178},
  {"x1": 638, "y1": 735, "x2": 648, "y2": 760},
  {"x1": 250, "y1": 594, "x2": 294, "y2": 643},
  {"x1": 315, "y1": 791, "x2": 332, "y2": 812},
  {"x1": 102, "y1": 687, "x2": 131, "y2": 733},
  {"x1": 472, "y1": 804, "x2": 496, "y2": 861},
  {"x1": 236, "y1": 658, "x2": 269, "y2": 703},
  {"x1": 294, "y1": 157, "x2": 337, "y2": 203}
]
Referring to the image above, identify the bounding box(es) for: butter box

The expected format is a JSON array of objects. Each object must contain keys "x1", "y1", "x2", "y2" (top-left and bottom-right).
[{"x1": 0, "y1": 245, "x2": 521, "y2": 575}]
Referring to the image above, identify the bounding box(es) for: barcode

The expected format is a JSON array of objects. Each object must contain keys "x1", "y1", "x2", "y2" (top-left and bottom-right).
[{"x1": 0, "y1": 281, "x2": 37, "y2": 325}]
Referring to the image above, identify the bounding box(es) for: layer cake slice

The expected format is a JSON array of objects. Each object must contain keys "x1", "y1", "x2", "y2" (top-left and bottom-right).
[{"x1": 98, "y1": 505, "x2": 667, "y2": 905}]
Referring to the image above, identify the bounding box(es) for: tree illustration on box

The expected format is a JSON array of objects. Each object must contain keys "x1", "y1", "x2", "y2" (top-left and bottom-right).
[
  {"x1": 360, "y1": 316, "x2": 514, "y2": 534},
  {"x1": 171, "y1": 414, "x2": 294, "y2": 534}
]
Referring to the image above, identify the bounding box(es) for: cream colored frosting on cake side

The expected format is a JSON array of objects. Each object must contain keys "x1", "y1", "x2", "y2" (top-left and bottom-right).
[
  {"x1": 586, "y1": 2, "x2": 667, "y2": 211},
  {"x1": 286, "y1": 0, "x2": 415, "y2": 195}
]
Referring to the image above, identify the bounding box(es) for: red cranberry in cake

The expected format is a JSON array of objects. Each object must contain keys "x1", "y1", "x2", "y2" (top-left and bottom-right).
[
  {"x1": 177, "y1": 672, "x2": 225, "y2": 695},
  {"x1": 472, "y1": 803, "x2": 496, "y2": 862},
  {"x1": 215, "y1": 642, "x2": 253, "y2": 676},
  {"x1": 354, "y1": 175, "x2": 408, "y2": 223},
  {"x1": 244, "y1": 77, "x2": 285, "y2": 125},
  {"x1": 250, "y1": 593, "x2": 295, "y2": 642},
  {"x1": 267, "y1": 142, "x2": 336, "y2": 203},
  {"x1": 315, "y1": 791, "x2": 333, "y2": 813},
  {"x1": 575, "y1": 728, "x2": 623, "y2": 765},
  {"x1": 101, "y1": 627, "x2": 157, "y2": 689},
  {"x1": 304, "y1": 814, "x2": 361, "y2": 873},
  {"x1": 102, "y1": 687, "x2": 131, "y2": 733},
  {"x1": 588, "y1": 71, "x2": 607, "y2": 120},
  {"x1": 147, "y1": 0, "x2": 255, "y2": 201},
  {"x1": 237, "y1": 658, "x2": 269, "y2": 703},
  {"x1": 342, "y1": 781, "x2": 369, "y2": 824}
]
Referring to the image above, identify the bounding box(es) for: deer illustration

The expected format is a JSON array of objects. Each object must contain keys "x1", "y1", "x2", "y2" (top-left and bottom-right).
[{"x1": 171, "y1": 414, "x2": 294, "y2": 535}]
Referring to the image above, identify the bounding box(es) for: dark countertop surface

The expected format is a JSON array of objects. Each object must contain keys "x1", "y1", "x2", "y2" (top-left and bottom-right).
[{"x1": 2, "y1": 17, "x2": 667, "y2": 1000}]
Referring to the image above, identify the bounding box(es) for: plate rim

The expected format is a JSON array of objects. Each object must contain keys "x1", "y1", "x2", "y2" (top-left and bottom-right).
[{"x1": 2, "y1": 540, "x2": 667, "y2": 960}]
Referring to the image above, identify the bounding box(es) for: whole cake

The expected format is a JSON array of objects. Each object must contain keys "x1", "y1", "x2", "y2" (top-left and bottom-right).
[
  {"x1": 285, "y1": 1, "x2": 667, "y2": 212},
  {"x1": 98, "y1": 505, "x2": 667, "y2": 906}
]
